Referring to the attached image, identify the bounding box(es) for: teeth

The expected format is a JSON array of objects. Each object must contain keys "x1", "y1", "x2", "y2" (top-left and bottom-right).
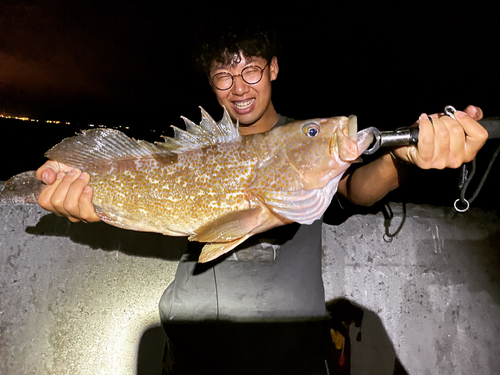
[{"x1": 234, "y1": 99, "x2": 255, "y2": 109}]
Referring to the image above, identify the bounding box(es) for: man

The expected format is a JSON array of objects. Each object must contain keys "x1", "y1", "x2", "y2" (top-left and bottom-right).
[{"x1": 36, "y1": 26, "x2": 487, "y2": 374}]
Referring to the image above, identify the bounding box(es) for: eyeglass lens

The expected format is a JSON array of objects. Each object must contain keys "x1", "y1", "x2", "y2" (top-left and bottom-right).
[{"x1": 212, "y1": 64, "x2": 267, "y2": 90}]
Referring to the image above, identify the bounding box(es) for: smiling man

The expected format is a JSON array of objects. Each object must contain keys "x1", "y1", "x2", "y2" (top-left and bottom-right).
[{"x1": 209, "y1": 55, "x2": 279, "y2": 135}]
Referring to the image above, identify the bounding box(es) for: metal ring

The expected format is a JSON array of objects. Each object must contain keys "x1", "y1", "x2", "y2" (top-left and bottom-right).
[
  {"x1": 383, "y1": 233, "x2": 394, "y2": 243},
  {"x1": 444, "y1": 105, "x2": 457, "y2": 120},
  {"x1": 454, "y1": 198, "x2": 470, "y2": 212}
]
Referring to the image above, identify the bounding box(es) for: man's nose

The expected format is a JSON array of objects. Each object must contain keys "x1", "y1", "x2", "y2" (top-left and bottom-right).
[{"x1": 231, "y1": 75, "x2": 250, "y2": 95}]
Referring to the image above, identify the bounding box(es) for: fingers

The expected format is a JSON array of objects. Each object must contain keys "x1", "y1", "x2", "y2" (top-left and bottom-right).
[
  {"x1": 409, "y1": 114, "x2": 435, "y2": 167},
  {"x1": 58, "y1": 170, "x2": 91, "y2": 220},
  {"x1": 401, "y1": 108, "x2": 488, "y2": 169},
  {"x1": 37, "y1": 168, "x2": 100, "y2": 223},
  {"x1": 77, "y1": 185, "x2": 99, "y2": 222},
  {"x1": 454, "y1": 110, "x2": 489, "y2": 161}
]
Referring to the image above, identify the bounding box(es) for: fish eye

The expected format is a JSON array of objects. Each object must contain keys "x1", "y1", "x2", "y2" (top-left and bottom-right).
[{"x1": 303, "y1": 123, "x2": 321, "y2": 137}]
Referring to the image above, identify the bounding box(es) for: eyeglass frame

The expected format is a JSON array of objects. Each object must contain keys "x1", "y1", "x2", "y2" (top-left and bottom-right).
[{"x1": 210, "y1": 62, "x2": 270, "y2": 91}]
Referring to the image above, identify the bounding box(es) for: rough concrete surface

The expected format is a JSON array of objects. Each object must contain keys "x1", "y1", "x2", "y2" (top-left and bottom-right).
[
  {"x1": 1, "y1": 198, "x2": 499, "y2": 374},
  {"x1": 322, "y1": 202, "x2": 500, "y2": 374},
  {"x1": 0, "y1": 202, "x2": 181, "y2": 375}
]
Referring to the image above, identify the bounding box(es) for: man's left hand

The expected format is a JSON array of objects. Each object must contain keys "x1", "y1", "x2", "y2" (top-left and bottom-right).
[{"x1": 393, "y1": 105, "x2": 488, "y2": 169}]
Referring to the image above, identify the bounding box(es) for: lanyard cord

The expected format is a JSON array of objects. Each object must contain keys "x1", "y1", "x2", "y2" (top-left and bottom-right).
[{"x1": 455, "y1": 144, "x2": 500, "y2": 212}]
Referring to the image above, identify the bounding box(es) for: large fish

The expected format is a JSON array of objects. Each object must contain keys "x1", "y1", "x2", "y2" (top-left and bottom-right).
[{"x1": 44, "y1": 107, "x2": 374, "y2": 262}]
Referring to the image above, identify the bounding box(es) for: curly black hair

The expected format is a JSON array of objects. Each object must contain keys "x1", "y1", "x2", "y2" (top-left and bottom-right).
[{"x1": 192, "y1": 21, "x2": 280, "y2": 79}]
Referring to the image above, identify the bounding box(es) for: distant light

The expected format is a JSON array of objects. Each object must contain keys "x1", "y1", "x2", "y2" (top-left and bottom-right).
[{"x1": 0, "y1": 114, "x2": 31, "y2": 121}]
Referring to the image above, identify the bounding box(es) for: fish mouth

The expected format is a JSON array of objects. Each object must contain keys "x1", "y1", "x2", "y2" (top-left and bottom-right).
[
  {"x1": 347, "y1": 115, "x2": 377, "y2": 155},
  {"x1": 333, "y1": 115, "x2": 375, "y2": 161},
  {"x1": 347, "y1": 115, "x2": 358, "y2": 142},
  {"x1": 329, "y1": 115, "x2": 358, "y2": 157}
]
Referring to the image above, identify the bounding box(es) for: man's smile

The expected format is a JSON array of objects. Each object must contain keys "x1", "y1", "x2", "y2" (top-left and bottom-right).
[{"x1": 233, "y1": 98, "x2": 255, "y2": 110}]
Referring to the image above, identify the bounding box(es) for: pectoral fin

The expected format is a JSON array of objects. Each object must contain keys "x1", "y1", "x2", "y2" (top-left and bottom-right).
[
  {"x1": 198, "y1": 236, "x2": 251, "y2": 263},
  {"x1": 190, "y1": 205, "x2": 289, "y2": 262},
  {"x1": 189, "y1": 207, "x2": 267, "y2": 263}
]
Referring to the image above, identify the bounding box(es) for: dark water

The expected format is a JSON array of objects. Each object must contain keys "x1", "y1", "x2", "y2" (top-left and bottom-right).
[
  {"x1": 2, "y1": 116, "x2": 174, "y2": 181},
  {"x1": 3, "y1": 117, "x2": 500, "y2": 209}
]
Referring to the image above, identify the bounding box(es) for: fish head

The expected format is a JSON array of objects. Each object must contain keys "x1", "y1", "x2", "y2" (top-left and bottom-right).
[{"x1": 283, "y1": 115, "x2": 374, "y2": 190}]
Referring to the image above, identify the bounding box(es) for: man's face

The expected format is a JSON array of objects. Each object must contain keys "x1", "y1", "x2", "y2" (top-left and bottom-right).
[{"x1": 209, "y1": 54, "x2": 279, "y2": 131}]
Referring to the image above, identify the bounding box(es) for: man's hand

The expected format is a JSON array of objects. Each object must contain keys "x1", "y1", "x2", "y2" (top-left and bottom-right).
[
  {"x1": 338, "y1": 105, "x2": 488, "y2": 206},
  {"x1": 393, "y1": 105, "x2": 488, "y2": 169},
  {"x1": 36, "y1": 161, "x2": 100, "y2": 223}
]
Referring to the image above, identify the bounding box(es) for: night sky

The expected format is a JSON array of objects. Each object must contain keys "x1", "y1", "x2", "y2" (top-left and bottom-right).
[
  {"x1": 2, "y1": 1, "x2": 499, "y2": 123},
  {"x1": 1, "y1": 0, "x2": 500, "y2": 187}
]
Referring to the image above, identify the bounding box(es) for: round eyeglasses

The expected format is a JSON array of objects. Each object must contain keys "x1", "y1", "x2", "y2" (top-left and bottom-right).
[{"x1": 211, "y1": 63, "x2": 270, "y2": 91}]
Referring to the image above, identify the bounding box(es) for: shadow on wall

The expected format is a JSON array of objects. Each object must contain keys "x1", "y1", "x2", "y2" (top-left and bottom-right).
[
  {"x1": 136, "y1": 299, "x2": 410, "y2": 375},
  {"x1": 137, "y1": 325, "x2": 166, "y2": 375},
  {"x1": 326, "y1": 298, "x2": 409, "y2": 375},
  {"x1": 25, "y1": 211, "x2": 187, "y2": 261}
]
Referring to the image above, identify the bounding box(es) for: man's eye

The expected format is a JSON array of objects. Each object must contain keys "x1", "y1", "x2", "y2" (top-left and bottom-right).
[
  {"x1": 303, "y1": 123, "x2": 320, "y2": 137},
  {"x1": 215, "y1": 74, "x2": 231, "y2": 82},
  {"x1": 244, "y1": 67, "x2": 260, "y2": 74}
]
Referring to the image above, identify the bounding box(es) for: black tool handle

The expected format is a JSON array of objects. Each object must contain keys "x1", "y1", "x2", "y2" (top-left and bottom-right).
[
  {"x1": 479, "y1": 117, "x2": 500, "y2": 139},
  {"x1": 380, "y1": 117, "x2": 499, "y2": 148},
  {"x1": 363, "y1": 116, "x2": 498, "y2": 155}
]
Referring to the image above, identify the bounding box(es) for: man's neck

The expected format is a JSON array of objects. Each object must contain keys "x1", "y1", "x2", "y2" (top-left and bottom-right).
[{"x1": 238, "y1": 104, "x2": 280, "y2": 136}]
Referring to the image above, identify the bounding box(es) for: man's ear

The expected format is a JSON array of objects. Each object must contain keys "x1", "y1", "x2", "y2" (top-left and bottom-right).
[{"x1": 270, "y1": 56, "x2": 279, "y2": 81}]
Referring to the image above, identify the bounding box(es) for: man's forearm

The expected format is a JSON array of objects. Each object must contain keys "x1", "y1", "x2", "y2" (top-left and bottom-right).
[{"x1": 339, "y1": 151, "x2": 408, "y2": 206}]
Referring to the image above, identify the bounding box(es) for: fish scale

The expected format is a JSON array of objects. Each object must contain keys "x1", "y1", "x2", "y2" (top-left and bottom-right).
[{"x1": 44, "y1": 107, "x2": 374, "y2": 262}]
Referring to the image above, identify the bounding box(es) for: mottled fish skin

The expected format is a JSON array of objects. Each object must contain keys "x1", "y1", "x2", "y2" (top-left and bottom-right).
[
  {"x1": 44, "y1": 107, "x2": 374, "y2": 262},
  {"x1": 90, "y1": 138, "x2": 256, "y2": 236}
]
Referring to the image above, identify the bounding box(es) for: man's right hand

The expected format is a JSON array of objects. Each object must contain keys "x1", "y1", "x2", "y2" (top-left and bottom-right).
[{"x1": 36, "y1": 161, "x2": 100, "y2": 223}]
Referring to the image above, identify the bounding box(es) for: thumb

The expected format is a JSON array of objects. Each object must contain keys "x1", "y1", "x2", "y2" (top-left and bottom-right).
[
  {"x1": 36, "y1": 161, "x2": 73, "y2": 184},
  {"x1": 464, "y1": 105, "x2": 484, "y2": 121}
]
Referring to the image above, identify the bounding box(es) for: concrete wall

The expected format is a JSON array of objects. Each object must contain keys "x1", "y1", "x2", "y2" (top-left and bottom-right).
[
  {"x1": 1, "y1": 198, "x2": 499, "y2": 374},
  {"x1": 0, "y1": 202, "x2": 181, "y2": 375},
  {"x1": 322, "y1": 203, "x2": 500, "y2": 374}
]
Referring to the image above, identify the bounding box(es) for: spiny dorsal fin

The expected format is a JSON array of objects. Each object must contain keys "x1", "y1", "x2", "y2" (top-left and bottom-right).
[
  {"x1": 156, "y1": 106, "x2": 240, "y2": 153},
  {"x1": 45, "y1": 128, "x2": 167, "y2": 170},
  {"x1": 44, "y1": 107, "x2": 239, "y2": 170}
]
